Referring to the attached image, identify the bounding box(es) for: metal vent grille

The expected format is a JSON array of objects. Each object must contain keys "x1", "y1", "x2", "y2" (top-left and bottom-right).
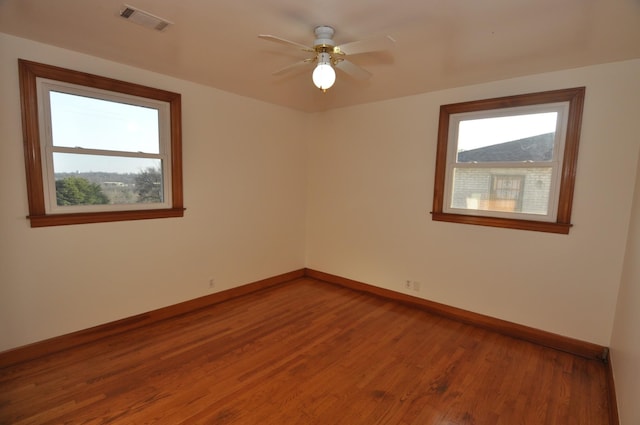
[{"x1": 119, "y1": 5, "x2": 172, "y2": 31}]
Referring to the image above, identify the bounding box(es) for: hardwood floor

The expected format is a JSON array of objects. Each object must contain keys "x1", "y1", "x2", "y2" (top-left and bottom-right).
[{"x1": 0, "y1": 278, "x2": 612, "y2": 424}]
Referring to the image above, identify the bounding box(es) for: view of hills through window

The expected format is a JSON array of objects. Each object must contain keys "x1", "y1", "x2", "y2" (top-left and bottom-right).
[{"x1": 54, "y1": 167, "x2": 163, "y2": 206}]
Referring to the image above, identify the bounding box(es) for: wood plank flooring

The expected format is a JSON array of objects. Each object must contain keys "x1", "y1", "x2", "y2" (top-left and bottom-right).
[{"x1": 0, "y1": 278, "x2": 612, "y2": 424}]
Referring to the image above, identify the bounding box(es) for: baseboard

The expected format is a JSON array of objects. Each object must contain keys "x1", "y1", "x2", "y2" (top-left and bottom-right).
[
  {"x1": 0, "y1": 269, "x2": 620, "y2": 425},
  {"x1": 0, "y1": 269, "x2": 305, "y2": 368},
  {"x1": 0, "y1": 267, "x2": 609, "y2": 367},
  {"x1": 304, "y1": 268, "x2": 608, "y2": 362},
  {"x1": 1, "y1": 267, "x2": 619, "y2": 422},
  {"x1": 606, "y1": 356, "x2": 620, "y2": 425}
]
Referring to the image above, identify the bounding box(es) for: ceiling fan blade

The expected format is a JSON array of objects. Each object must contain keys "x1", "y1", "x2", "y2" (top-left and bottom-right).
[
  {"x1": 258, "y1": 34, "x2": 314, "y2": 52},
  {"x1": 272, "y1": 58, "x2": 316, "y2": 76},
  {"x1": 335, "y1": 59, "x2": 372, "y2": 81},
  {"x1": 336, "y1": 35, "x2": 396, "y2": 56}
]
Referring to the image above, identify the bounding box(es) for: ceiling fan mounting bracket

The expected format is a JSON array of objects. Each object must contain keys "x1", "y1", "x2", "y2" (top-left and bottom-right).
[{"x1": 314, "y1": 26, "x2": 335, "y2": 41}]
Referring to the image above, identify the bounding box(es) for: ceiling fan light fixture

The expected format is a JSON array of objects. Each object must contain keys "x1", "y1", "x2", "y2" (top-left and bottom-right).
[
  {"x1": 259, "y1": 24, "x2": 390, "y2": 92},
  {"x1": 312, "y1": 52, "x2": 336, "y2": 92}
]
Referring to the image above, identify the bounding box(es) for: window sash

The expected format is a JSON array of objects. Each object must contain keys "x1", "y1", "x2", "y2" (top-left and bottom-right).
[
  {"x1": 442, "y1": 103, "x2": 569, "y2": 222},
  {"x1": 445, "y1": 165, "x2": 558, "y2": 221},
  {"x1": 37, "y1": 79, "x2": 173, "y2": 214}
]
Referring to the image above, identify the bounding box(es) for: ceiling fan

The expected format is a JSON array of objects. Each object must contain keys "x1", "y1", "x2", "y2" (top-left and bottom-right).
[{"x1": 258, "y1": 26, "x2": 395, "y2": 92}]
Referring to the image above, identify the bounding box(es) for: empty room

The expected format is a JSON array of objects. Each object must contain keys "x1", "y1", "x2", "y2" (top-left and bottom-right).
[{"x1": 0, "y1": 1, "x2": 639, "y2": 424}]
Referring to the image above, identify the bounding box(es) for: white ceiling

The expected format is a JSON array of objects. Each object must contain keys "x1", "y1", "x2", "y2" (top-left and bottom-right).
[{"x1": 1, "y1": 0, "x2": 639, "y2": 112}]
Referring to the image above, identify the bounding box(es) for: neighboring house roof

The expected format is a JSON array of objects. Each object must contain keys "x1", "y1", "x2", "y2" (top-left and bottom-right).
[{"x1": 457, "y1": 133, "x2": 554, "y2": 162}]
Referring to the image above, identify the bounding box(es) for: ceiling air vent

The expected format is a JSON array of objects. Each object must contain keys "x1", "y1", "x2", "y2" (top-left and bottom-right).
[{"x1": 119, "y1": 5, "x2": 172, "y2": 31}]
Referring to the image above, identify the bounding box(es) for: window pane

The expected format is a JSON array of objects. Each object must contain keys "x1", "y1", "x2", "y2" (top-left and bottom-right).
[
  {"x1": 53, "y1": 153, "x2": 164, "y2": 206},
  {"x1": 49, "y1": 91, "x2": 160, "y2": 154},
  {"x1": 456, "y1": 112, "x2": 557, "y2": 163},
  {"x1": 451, "y1": 167, "x2": 552, "y2": 215}
]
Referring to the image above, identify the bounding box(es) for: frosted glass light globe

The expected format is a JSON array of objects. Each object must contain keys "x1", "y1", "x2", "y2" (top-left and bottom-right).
[{"x1": 312, "y1": 62, "x2": 336, "y2": 91}]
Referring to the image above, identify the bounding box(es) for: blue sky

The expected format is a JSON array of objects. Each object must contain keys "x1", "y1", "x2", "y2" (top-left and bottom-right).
[{"x1": 50, "y1": 91, "x2": 161, "y2": 174}]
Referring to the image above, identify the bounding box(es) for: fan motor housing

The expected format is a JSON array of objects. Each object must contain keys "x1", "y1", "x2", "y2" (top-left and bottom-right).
[{"x1": 313, "y1": 26, "x2": 336, "y2": 50}]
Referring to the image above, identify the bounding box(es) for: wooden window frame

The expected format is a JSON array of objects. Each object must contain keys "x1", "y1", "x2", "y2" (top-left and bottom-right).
[
  {"x1": 431, "y1": 87, "x2": 585, "y2": 234},
  {"x1": 18, "y1": 59, "x2": 184, "y2": 227}
]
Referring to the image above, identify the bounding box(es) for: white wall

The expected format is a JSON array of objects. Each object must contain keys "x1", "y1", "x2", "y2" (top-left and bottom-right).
[
  {"x1": 0, "y1": 34, "x2": 309, "y2": 352},
  {"x1": 2, "y1": 31, "x2": 639, "y2": 354},
  {"x1": 610, "y1": 147, "x2": 640, "y2": 425},
  {"x1": 306, "y1": 59, "x2": 640, "y2": 345}
]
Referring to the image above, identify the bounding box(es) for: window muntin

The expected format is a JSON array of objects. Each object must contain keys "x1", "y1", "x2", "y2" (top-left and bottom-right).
[
  {"x1": 19, "y1": 59, "x2": 184, "y2": 227},
  {"x1": 432, "y1": 88, "x2": 585, "y2": 234}
]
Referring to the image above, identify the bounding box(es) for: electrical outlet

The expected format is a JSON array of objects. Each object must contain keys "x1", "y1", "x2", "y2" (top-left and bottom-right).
[
  {"x1": 405, "y1": 280, "x2": 420, "y2": 292},
  {"x1": 208, "y1": 278, "x2": 215, "y2": 289}
]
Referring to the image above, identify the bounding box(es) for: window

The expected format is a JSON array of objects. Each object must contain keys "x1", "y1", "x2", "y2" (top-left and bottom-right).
[
  {"x1": 432, "y1": 87, "x2": 585, "y2": 234},
  {"x1": 488, "y1": 175, "x2": 525, "y2": 212},
  {"x1": 19, "y1": 59, "x2": 184, "y2": 227}
]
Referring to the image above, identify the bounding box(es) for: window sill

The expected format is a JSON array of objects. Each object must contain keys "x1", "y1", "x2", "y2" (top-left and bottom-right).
[
  {"x1": 431, "y1": 212, "x2": 571, "y2": 234},
  {"x1": 28, "y1": 208, "x2": 185, "y2": 227}
]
